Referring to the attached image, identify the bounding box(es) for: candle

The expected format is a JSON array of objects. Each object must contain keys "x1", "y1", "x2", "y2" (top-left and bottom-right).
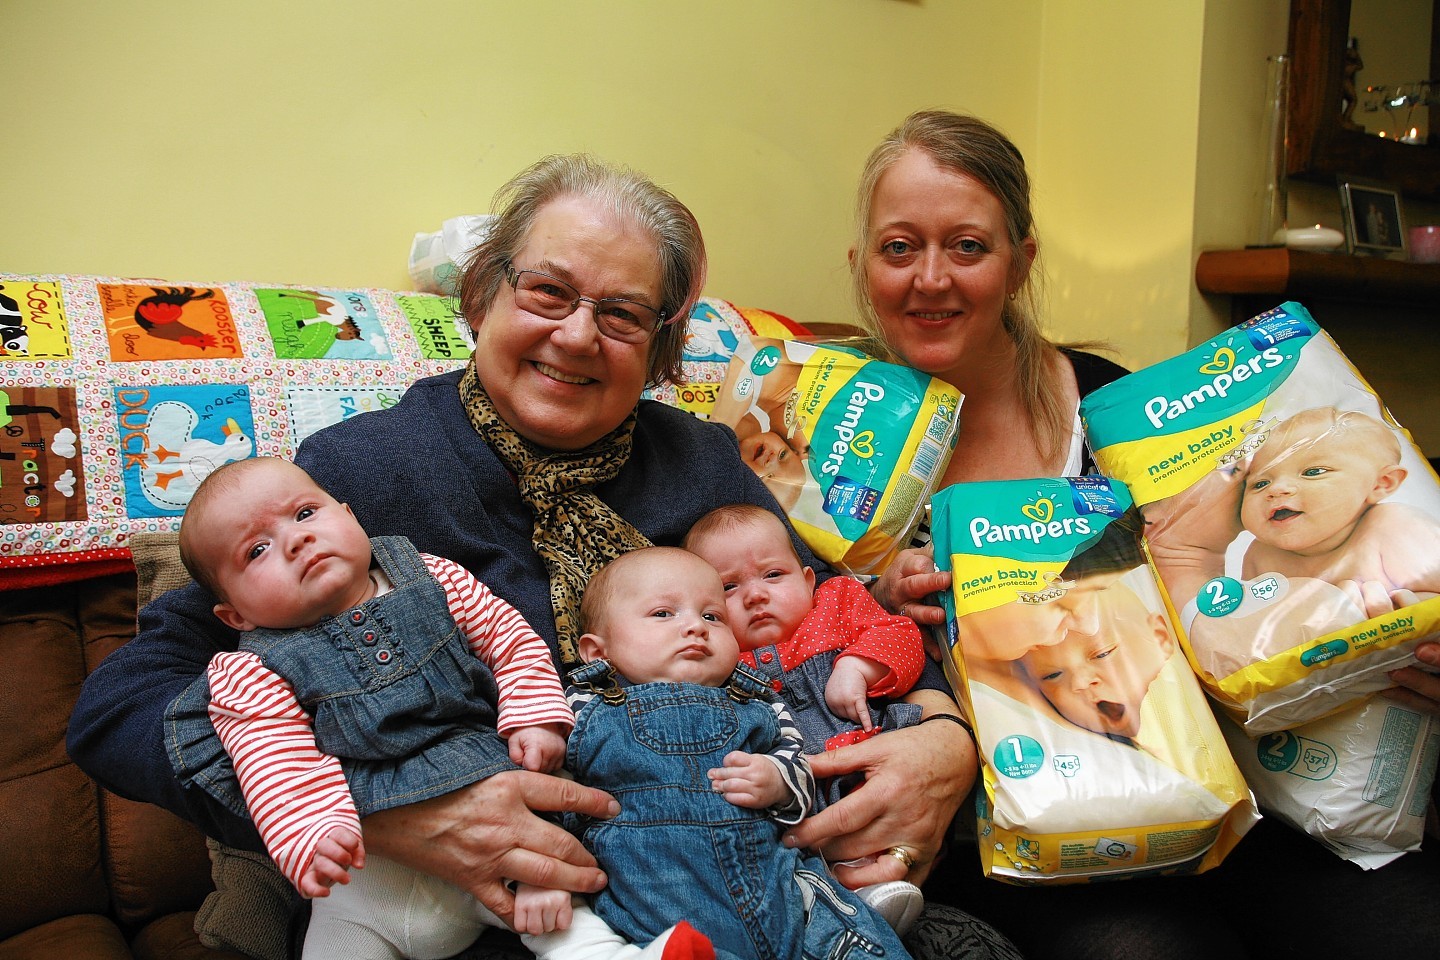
[
  {"x1": 1410, "y1": 225, "x2": 1440, "y2": 263},
  {"x1": 1283, "y1": 225, "x2": 1345, "y2": 251}
]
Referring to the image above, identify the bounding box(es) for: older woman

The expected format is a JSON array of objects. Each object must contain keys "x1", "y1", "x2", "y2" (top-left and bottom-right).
[
  {"x1": 68, "y1": 153, "x2": 1010, "y2": 957},
  {"x1": 856, "y1": 110, "x2": 1440, "y2": 960}
]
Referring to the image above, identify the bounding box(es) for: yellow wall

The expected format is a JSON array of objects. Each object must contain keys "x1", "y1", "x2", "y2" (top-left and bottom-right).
[
  {"x1": 6, "y1": 0, "x2": 1296, "y2": 370},
  {"x1": 1191, "y1": 0, "x2": 1291, "y2": 343},
  {"x1": 1032, "y1": 0, "x2": 1208, "y2": 368}
]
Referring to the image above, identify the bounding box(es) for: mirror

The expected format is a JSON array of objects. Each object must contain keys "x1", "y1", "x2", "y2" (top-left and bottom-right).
[{"x1": 1287, "y1": 0, "x2": 1440, "y2": 199}]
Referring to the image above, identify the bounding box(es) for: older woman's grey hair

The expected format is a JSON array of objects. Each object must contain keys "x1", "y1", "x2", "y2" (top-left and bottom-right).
[{"x1": 457, "y1": 154, "x2": 707, "y2": 387}]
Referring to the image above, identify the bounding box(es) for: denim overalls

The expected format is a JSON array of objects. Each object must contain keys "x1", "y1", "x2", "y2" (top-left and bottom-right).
[
  {"x1": 745, "y1": 645, "x2": 922, "y2": 809},
  {"x1": 167, "y1": 536, "x2": 518, "y2": 817},
  {"x1": 566, "y1": 660, "x2": 909, "y2": 960}
]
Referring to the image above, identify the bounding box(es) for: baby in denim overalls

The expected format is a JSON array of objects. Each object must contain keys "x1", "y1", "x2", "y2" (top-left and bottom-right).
[
  {"x1": 569, "y1": 545, "x2": 912, "y2": 960},
  {"x1": 683, "y1": 505, "x2": 927, "y2": 933},
  {"x1": 175, "y1": 457, "x2": 706, "y2": 960}
]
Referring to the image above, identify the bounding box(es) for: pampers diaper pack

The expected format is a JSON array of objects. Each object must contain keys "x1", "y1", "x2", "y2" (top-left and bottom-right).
[
  {"x1": 1219, "y1": 693, "x2": 1439, "y2": 869},
  {"x1": 1080, "y1": 302, "x2": 1440, "y2": 735},
  {"x1": 709, "y1": 337, "x2": 961, "y2": 575},
  {"x1": 930, "y1": 477, "x2": 1256, "y2": 883}
]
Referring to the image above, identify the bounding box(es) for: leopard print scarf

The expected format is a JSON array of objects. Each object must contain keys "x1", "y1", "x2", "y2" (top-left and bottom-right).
[{"x1": 459, "y1": 362, "x2": 651, "y2": 666}]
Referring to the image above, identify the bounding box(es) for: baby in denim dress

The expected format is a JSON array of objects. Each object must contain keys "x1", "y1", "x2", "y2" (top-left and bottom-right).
[
  {"x1": 568, "y1": 546, "x2": 912, "y2": 960},
  {"x1": 177, "y1": 457, "x2": 704, "y2": 960}
]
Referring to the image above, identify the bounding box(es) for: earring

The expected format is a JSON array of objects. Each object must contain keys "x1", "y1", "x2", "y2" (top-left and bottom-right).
[{"x1": 1008, "y1": 292, "x2": 1017, "y2": 301}]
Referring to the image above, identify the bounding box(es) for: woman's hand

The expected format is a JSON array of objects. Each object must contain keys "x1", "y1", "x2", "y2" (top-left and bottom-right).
[
  {"x1": 361, "y1": 770, "x2": 618, "y2": 927},
  {"x1": 1328, "y1": 581, "x2": 1440, "y2": 718},
  {"x1": 1142, "y1": 465, "x2": 1246, "y2": 609},
  {"x1": 1348, "y1": 583, "x2": 1440, "y2": 718},
  {"x1": 872, "y1": 546, "x2": 951, "y2": 627},
  {"x1": 1388, "y1": 650, "x2": 1440, "y2": 717},
  {"x1": 781, "y1": 690, "x2": 976, "y2": 888}
]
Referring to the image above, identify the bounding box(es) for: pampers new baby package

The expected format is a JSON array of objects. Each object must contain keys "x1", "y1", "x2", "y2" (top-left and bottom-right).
[
  {"x1": 1080, "y1": 302, "x2": 1440, "y2": 735},
  {"x1": 709, "y1": 337, "x2": 960, "y2": 575},
  {"x1": 930, "y1": 476, "x2": 1256, "y2": 883}
]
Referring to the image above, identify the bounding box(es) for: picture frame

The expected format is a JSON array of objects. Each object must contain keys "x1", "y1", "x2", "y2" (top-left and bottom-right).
[{"x1": 1338, "y1": 179, "x2": 1408, "y2": 258}]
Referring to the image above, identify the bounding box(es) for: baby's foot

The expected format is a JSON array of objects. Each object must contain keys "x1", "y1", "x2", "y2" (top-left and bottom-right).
[
  {"x1": 527, "y1": 914, "x2": 713, "y2": 960},
  {"x1": 857, "y1": 880, "x2": 925, "y2": 936},
  {"x1": 656, "y1": 921, "x2": 714, "y2": 960}
]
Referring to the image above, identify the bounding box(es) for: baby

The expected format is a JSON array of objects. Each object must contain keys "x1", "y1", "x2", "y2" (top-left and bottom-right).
[
  {"x1": 177, "y1": 457, "x2": 700, "y2": 960},
  {"x1": 682, "y1": 504, "x2": 926, "y2": 932},
  {"x1": 1017, "y1": 580, "x2": 1175, "y2": 744},
  {"x1": 683, "y1": 505, "x2": 925, "y2": 748},
  {"x1": 568, "y1": 546, "x2": 913, "y2": 960},
  {"x1": 1239, "y1": 407, "x2": 1440, "y2": 595}
]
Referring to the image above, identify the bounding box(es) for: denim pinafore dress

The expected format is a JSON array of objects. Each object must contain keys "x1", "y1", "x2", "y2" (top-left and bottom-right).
[
  {"x1": 167, "y1": 536, "x2": 518, "y2": 818},
  {"x1": 744, "y1": 645, "x2": 922, "y2": 809},
  {"x1": 566, "y1": 660, "x2": 909, "y2": 960}
]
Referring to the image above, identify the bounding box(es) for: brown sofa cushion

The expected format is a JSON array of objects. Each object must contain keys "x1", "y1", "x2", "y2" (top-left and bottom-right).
[
  {"x1": 0, "y1": 580, "x2": 111, "y2": 939},
  {"x1": 103, "y1": 789, "x2": 213, "y2": 932},
  {"x1": 0, "y1": 914, "x2": 133, "y2": 960},
  {"x1": 131, "y1": 911, "x2": 250, "y2": 960},
  {"x1": 0, "y1": 574, "x2": 220, "y2": 957}
]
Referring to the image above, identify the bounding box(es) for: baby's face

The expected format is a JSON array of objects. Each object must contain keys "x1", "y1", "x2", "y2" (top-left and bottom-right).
[
  {"x1": 586, "y1": 551, "x2": 740, "y2": 687},
  {"x1": 959, "y1": 570, "x2": 1123, "y2": 663},
  {"x1": 197, "y1": 460, "x2": 373, "y2": 631},
  {"x1": 686, "y1": 516, "x2": 815, "y2": 651},
  {"x1": 1241, "y1": 429, "x2": 1393, "y2": 557},
  {"x1": 1020, "y1": 585, "x2": 1171, "y2": 739},
  {"x1": 739, "y1": 431, "x2": 807, "y2": 484}
]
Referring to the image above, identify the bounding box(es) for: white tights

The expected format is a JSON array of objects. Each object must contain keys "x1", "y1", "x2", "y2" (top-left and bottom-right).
[{"x1": 302, "y1": 853, "x2": 675, "y2": 960}]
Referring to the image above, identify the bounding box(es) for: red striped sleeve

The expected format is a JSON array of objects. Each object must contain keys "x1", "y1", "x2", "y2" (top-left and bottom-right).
[
  {"x1": 422, "y1": 555, "x2": 574, "y2": 736},
  {"x1": 208, "y1": 651, "x2": 361, "y2": 888}
]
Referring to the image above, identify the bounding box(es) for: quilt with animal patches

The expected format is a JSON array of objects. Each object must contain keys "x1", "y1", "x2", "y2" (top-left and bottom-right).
[{"x1": 0, "y1": 273, "x2": 803, "y2": 587}]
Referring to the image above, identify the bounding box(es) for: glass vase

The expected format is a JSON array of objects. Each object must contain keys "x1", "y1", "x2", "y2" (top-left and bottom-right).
[{"x1": 1253, "y1": 54, "x2": 1289, "y2": 247}]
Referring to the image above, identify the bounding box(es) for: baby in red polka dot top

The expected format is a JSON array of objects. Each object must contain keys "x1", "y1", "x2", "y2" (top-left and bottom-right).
[
  {"x1": 683, "y1": 504, "x2": 926, "y2": 760},
  {"x1": 684, "y1": 504, "x2": 930, "y2": 933}
]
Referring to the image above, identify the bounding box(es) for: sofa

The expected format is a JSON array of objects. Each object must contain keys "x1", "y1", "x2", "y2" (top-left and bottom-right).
[
  {"x1": 0, "y1": 571, "x2": 248, "y2": 960},
  {"x1": 0, "y1": 272, "x2": 850, "y2": 959}
]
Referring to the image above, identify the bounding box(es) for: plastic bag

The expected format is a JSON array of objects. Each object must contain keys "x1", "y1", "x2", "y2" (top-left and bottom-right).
[
  {"x1": 1219, "y1": 693, "x2": 1438, "y2": 869},
  {"x1": 1082, "y1": 302, "x2": 1440, "y2": 734},
  {"x1": 930, "y1": 477, "x2": 1257, "y2": 883},
  {"x1": 708, "y1": 337, "x2": 960, "y2": 575},
  {"x1": 407, "y1": 215, "x2": 495, "y2": 295}
]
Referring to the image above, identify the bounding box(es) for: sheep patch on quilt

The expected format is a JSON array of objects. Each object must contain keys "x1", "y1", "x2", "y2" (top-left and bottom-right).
[{"x1": 0, "y1": 273, "x2": 804, "y2": 583}]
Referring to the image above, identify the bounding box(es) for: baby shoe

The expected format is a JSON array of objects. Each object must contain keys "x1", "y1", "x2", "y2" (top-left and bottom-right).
[{"x1": 857, "y1": 880, "x2": 925, "y2": 937}]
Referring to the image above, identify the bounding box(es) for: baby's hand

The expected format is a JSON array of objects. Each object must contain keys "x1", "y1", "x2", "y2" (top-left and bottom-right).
[
  {"x1": 511, "y1": 883, "x2": 573, "y2": 935},
  {"x1": 825, "y1": 656, "x2": 886, "y2": 730},
  {"x1": 508, "y1": 723, "x2": 569, "y2": 773},
  {"x1": 299, "y1": 826, "x2": 365, "y2": 899},
  {"x1": 708, "y1": 750, "x2": 786, "y2": 809}
]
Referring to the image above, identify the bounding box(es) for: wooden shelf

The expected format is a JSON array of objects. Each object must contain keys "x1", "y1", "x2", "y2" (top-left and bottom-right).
[
  {"x1": 1195, "y1": 248, "x2": 1440, "y2": 308},
  {"x1": 1194, "y1": 247, "x2": 1440, "y2": 459}
]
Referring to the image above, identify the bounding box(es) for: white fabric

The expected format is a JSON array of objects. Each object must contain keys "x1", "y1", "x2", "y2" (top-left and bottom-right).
[{"x1": 973, "y1": 680, "x2": 1232, "y2": 836}]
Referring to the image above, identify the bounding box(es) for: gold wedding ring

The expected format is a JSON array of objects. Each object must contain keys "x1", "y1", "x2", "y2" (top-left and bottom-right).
[{"x1": 886, "y1": 845, "x2": 916, "y2": 869}]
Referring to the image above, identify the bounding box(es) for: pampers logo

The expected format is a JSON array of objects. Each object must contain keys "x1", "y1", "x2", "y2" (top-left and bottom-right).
[
  {"x1": 822, "y1": 381, "x2": 882, "y2": 476},
  {"x1": 1143, "y1": 341, "x2": 1286, "y2": 429},
  {"x1": 969, "y1": 494, "x2": 1093, "y2": 548}
]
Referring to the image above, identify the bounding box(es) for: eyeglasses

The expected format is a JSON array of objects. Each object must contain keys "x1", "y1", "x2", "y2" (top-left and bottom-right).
[{"x1": 504, "y1": 262, "x2": 668, "y2": 344}]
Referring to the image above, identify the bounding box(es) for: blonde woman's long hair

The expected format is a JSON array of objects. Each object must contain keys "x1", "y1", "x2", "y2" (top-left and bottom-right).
[{"x1": 851, "y1": 110, "x2": 1073, "y2": 463}]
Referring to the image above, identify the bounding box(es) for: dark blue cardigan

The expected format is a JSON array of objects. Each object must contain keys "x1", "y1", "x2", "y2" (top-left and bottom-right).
[{"x1": 67, "y1": 370, "x2": 830, "y2": 849}]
